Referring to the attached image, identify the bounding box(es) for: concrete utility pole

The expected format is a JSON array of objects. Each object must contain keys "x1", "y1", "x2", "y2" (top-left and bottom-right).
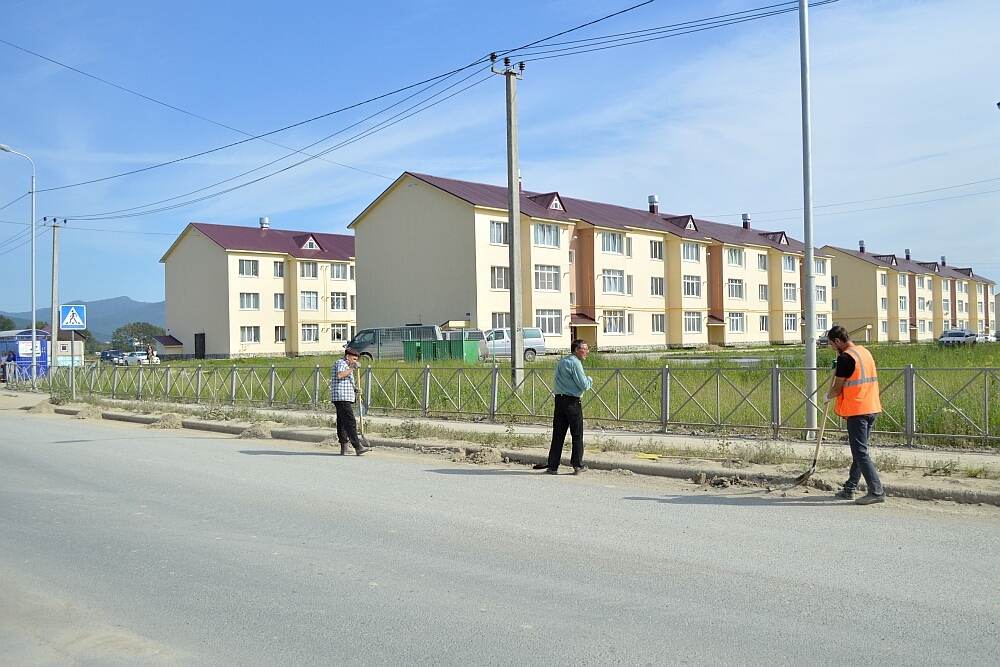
[
  {"x1": 799, "y1": 0, "x2": 818, "y2": 434},
  {"x1": 492, "y1": 54, "x2": 526, "y2": 389},
  {"x1": 0, "y1": 144, "x2": 37, "y2": 391},
  {"x1": 48, "y1": 219, "x2": 60, "y2": 359}
]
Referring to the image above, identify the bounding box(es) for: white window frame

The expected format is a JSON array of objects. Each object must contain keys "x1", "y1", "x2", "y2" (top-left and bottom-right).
[
  {"x1": 817, "y1": 314, "x2": 828, "y2": 331},
  {"x1": 534, "y1": 223, "x2": 560, "y2": 248},
  {"x1": 273, "y1": 261, "x2": 284, "y2": 278},
  {"x1": 727, "y1": 278, "x2": 744, "y2": 300},
  {"x1": 603, "y1": 310, "x2": 625, "y2": 334},
  {"x1": 625, "y1": 237, "x2": 633, "y2": 258},
  {"x1": 492, "y1": 312, "x2": 510, "y2": 329},
  {"x1": 301, "y1": 323, "x2": 319, "y2": 342},
  {"x1": 331, "y1": 323, "x2": 349, "y2": 342},
  {"x1": 300, "y1": 261, "x2": 318, "y2": 279},
  {"x1": 330, "y1": 292, "x2": 348, "y2": 310},
  {"x1": 831, "y1": 275, "x2": 839, "y2": 288},
  {"x1": 728, "y1": 311, "x2": 745, "y2": 333},
  {"x1": 651, "y1": 313, "x2": 665, "y2": 334},
  {"x1": 650, "y1": 240, "x2": 664, "y2": 260},
  {"x1": 274, "y1": 326, "x2": 286, "y2": 343},
  {"x1": 239, "y1": 292, "x2": 259, "y2": 310},
  {"x1": 273, "y1": 293, "x2": 285, "y2": 311},
  {"x1": 783, "y1": 282, "x2": 797, "y2": 302},
  {"x1": 726, "y1": 247, "x2": 744, "y2": 267},
  {"x1": 832, "y1": 299, "x2": 839, "y2": 312},
  {"x1": 535, "y1": 309, "x2": 563, "y2": 335},
  {"x1": 626, "y1": 274, "x2": 634, "y2": 296},
  {"x1": 300, "y1": 291, "x2": 319, "y2": 311},
  {"x1": 490, "y1": 220, "x2": 509, "y2": 245},
  {"x1": 602, "y1": 232, "x2": 624, "y2": 254},
  {"x1": 784, "y1": 313, "x2": 799, "y2": 332},
  {"x1": 880, "y1": 320, "x2": 888, "y2": 334},
  {"x1": 491, "y1": 266, "x2": 510, "y2": 291},
  {"x1": 899, "y1": 320, "x2": 908, "y2": 334},
  {"x1": 783, "y1": 255, "x2": 796, "y2": 272},
  {"x1": 758, "y1": 254, "x2": 768, "y2": 271},
  {"x1": 683, "y1": 311, "x2": 702, "y2": 333},
  {"x1": 758, "y1": 284, "x2": 769, "y2": 301},
  {"x1": 683, "y1": 275, "x2": 701, "y2": 298},
  {"x1": 650, "y1": 277, "x2": 664, "y2": 297},
  {"x1": 627, "y1": 312, "x2": 634, "y2": 334},
  {"x1": 238, "y1": 259, "x2": 259, "y2": 277},
  {"x1": 682, "y1": 242, "x2": 700, "y2": 262},
  {"x1": 899, "y1": 274, "x2": 907, "y2": 287},
  {"x1": 814, "y1": 259, "x2": 826, "y2": 275},
  {"x1": 899, "y1": 296, "x2": 908, "y2": 311},
  {"x1": 879, "y1": 272, "x2": 887, "y2": 286},
  {"x1": 534, "y1": 265, "x2": 561, "y2": 292},
  {"x1": 240, "y1": 326, "x2": 260, "y2": 344},
  {"x1": 881, "y1": 297, "x2": 888, "y2": 311},
  {"x1": 816, "y1": 285, "x2": 827, "y2": 303},
  {"x1": 759, "y1": 315, "x2": 769, "y2": 332},
  {"x1": 330, "y1": 263, "x2": 349, "y2": 280},
  {"x1": 602, "y1": 269, "x2": 625, "y2": 294}
]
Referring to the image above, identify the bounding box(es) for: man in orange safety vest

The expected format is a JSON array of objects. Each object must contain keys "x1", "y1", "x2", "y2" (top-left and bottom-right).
[{"x1": 825, "y1": 325, "x2": 885, "y2": 505}]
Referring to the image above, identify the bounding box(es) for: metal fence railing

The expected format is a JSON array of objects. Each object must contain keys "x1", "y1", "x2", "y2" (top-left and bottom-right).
[{"x1": 13, "y1": 362, "x2": 1000, "y2": 446}]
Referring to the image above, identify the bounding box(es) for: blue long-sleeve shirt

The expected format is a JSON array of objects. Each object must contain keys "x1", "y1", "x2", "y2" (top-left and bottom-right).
[{"x1": 553, "y1": 353, "x2": 593, "y2": 397}]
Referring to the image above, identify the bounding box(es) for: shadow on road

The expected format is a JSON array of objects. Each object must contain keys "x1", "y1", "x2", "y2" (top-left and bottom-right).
[
  {"x1": 239, "y1": 450, "x2": 342, "y2": 457},
  {"x1": 624, "y1": 493, "x2": 846, "y2": 507},
  {"x1": 427, "y1": 468, "x2": 535, "y2": 476}
]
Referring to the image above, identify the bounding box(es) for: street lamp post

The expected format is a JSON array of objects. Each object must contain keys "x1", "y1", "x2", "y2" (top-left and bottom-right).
[{"x1": 0, "y1": 144, "x2": 38, "y2": 391}]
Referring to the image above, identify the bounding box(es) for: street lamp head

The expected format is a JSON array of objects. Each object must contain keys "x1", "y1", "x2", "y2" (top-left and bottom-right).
[{"x1": 0, "y1": 144, "x2": 12, "y2": 152}]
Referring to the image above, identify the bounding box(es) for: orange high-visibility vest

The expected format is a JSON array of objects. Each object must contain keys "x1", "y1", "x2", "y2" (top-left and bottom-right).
[{"x1": 835, "y1": 345, "x2": 882, "y2": 417}]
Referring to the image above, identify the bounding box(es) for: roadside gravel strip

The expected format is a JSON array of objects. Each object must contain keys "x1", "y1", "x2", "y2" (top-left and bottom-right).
[{"x1": 51, "y1": 405, "x2": 1000, "y2": 507}]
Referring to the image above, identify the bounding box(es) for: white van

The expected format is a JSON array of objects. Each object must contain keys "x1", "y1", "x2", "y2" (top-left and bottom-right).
[{"x1": 480, "y1": 328, "x2": 547, "y2": 362}]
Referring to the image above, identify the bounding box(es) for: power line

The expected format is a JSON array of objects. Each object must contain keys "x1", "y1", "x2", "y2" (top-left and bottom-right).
[
  {"x1": 0, "y1": 192, "x2": 29, "y2": 213},
  {"x1": 750, "y1": 188, "x2": 1000, "y2": 224}
]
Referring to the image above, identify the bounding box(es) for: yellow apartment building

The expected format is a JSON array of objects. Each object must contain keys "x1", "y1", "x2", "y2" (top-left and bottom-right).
[
  {"x1": 160, "y1": 220, "x2": 356, "y2": 358},
  {"x1": 350, "y1": 172, "x2": 830, "y2": 351},
  {"x1": 824, "y1": 244, "x2": 995, "y2": 342}
]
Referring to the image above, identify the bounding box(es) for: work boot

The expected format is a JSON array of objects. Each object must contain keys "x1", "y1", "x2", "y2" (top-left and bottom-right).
[
  {"x1": 354, "y1": 443, "x2": 371, "y2": 456},
  {"x1": 340, "y1": 443, "x2": 350, "y2": 456},
  {"x1": 855, "y1": 493, "x2": 886, "y2": 505},
  {"x1": 834, "y1": 487, "x2": 857, "y2": 500}
]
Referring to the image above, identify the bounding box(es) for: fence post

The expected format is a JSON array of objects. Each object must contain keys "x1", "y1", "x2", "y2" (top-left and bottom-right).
[
  {"x1": 88, "y1": 364, "x2": 95, "y2": 394},
  {"x1": 164, "y1": 366, "x2": 171, "y2": 398},
  {"x1": 904, "y1": 363, "x2": 915, "y2": 446},
  {"x1": 423, "y1": 365, "x2": 431, "y2": 417},
  {"x1": 268, "y1": 365, "x2": 275, "y2": 407},
  {"x1": 489, "y1": 364, "x2": 499, "y2": 422},
  {"x1": 364, "y1": 365, "x2": 373, "y2": 414},
  {"x1": 229, "y1": 365, "x2": 237, "y2": 404},
  {"x1": 137, "y1": 366, "x2": 143, "y2": 400},
  {"x1": 195, "y1": 365, "x2": 203, "y2": 404},
  {"x1": 984, "y1": 371, "x2": 990, "y2": 447},
  {"x1": 660, "y1": 365, "x2": 670, "y2": 432},
  {"x1": 313, "y1": 365, "x2": 320, "y2": 409},
  {"x1": 112, "y1": 365, "x2": 119, "y2": 399},
  {"x1": 770, "y1": 364, "x2": 781, "y2": 439}
]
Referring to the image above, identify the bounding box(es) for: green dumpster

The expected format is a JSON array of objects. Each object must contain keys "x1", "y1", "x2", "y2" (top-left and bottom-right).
[
  {"x1": 403, "y1": 340, "x2": 421, "y2": 362},
  {"x1": 460, "y1": 340, "x2": 480, "y2": 363},
  {"x1": 433, "y1": 340, "x2": 451, "y2": 360}
]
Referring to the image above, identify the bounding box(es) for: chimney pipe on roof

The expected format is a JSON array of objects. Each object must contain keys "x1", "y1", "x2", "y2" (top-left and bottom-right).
[
  {"x1": 905, "y1": 248, "x2": 911, "y2": 260},
  {"x1": 259, "y1": 217, "x2": 269, "y2": 229},
  {"x1": 859, "y1": 240, "x2": 865, "y2": 253},
  {"x1": 742, "y1": 213, "x2": 751, "y2": 230},
  {"x1": 940, "y1": 255, "x2": 946, "y2": 266},
  {"x1": 648, "y1": 195, "x2": 659, "y2": 214}
]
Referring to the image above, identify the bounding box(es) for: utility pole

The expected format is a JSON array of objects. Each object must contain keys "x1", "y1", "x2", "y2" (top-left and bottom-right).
[
  {"x1": 798, "y1": 0, "x2": 818, "y2": 435},
  {"x1": 492, "y1": 54, "x2": 526, "y2": 389},
  {"x1": 48, "y1": 218, "x2": 61, "y2": 364}
]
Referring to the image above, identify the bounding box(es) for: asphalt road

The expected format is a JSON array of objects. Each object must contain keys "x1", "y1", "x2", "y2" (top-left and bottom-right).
[{"x1": 2, "y1": 410, "x2": 998, "y2": 666}]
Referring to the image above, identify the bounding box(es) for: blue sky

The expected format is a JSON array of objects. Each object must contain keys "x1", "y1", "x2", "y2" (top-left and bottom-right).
[{"x1": 1, "y1": 0, "x2": 997, "y2": 310}]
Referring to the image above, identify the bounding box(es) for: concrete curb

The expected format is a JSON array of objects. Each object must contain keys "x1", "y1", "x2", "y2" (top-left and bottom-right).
[{"x1": 48, "y1": 406, "x2": 1000, "y2": 507}]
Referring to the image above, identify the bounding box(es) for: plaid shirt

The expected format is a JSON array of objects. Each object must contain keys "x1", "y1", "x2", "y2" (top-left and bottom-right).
[{"x1": 330, "y1": 358, "x2": 358, "y2": 402}]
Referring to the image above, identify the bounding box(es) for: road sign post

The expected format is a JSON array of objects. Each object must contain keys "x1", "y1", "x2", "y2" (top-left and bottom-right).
[{"x1": 60, "y1": 305, "x2": 86, "y2": 401}]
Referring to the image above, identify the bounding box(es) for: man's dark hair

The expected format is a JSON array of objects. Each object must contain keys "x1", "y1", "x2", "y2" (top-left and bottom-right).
[
  {"x1": 571, "y1": 339, "x2": 588, "y2": 352},
  {"x1": 827, "y1": 326, "x2": 850, "y2": 343},
  {"x1": 344, "y1": 347, "x2": 360, "y2": 357}
]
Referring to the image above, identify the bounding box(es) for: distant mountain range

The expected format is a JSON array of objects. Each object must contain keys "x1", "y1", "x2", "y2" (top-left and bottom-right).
[{"x1": 0, "y1": 296, "x2": 165, "y2": 342}]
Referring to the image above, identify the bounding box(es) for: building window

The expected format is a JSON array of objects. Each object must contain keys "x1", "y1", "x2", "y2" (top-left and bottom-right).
[
  {"x1": 979, "y1": 301, "x2": 984, "y2": 313},
  {"x1": 927, "y1": 300, "x2": 933, "y2": 313},
  {"x1": 240, "y1": 326, "x2": 260, "y2": 344},
  {"x1": 303, "y1": 238, "x2": 318, "y2": 249},
  {"x1": 880, "y1": 297, "x2": 888, "y2": 311},
  {"x1": 602, "y1": 232, "x2": 624, "y2": 254},
  {"x1": 727, "y1": 279, "x2": 744, "y2": 300},
  {"x1": 301, "y1": 324, "x2": 319, "y2": 342},
  {"x1": 627, "y1": 312, "x2": 635, "y2": 334},
  {"x1": 817, "y1": 314, "x2": 828, "y2": 331},
  {"x1": 569, "y1": 292, "x2": 575, "y2": 306},
  {"x1": 274, "y1": 293, "x2": 285, "y2": 311},
  {"x1": 331, "y1": 263, "x2": 349, "y2": 280},
  {"x1": 728, "y1": 312, "x2": 745, "y2": 333},
  {"x1": 492, "y1": 312, "x2": 510, "y2": 329},
  {"x1": 534, "y1": 223, "x2": 559, "y2": 247},
  {"x1": 918, "y1": 320, "x2": 926, "y2": 334},
  {"x1": 899, "y1": 296, "x2": 908, "y2": 311},
  {"x1": 238, "y1": 259, "x2": 259, "y2": 277},
  {"x1": 300, "y1": 262, "x2": 318, "y2": 278},
  {"x1": 350, "y1": 295, "x2": 356, "y2": 311},
  {"x1": 625, "y1": 237, "x2": 633, "y2": 258},
  {"x1": 683, "y1": 275, "x2": 701, "y2": 298},
  {"x1": 758, "y1": 254, "x2": 768, "y2": 271},
  {"x1": 603, "y1": 310, "x2": 625, "y2": 334},
  {"x1": 331, "y1": 292, "x2": 348, "y2": 310},
  {"x1": 943, "y1": 279, "x2": 950, "y2": 289},
  {"x1": 534, "y1": 265, "x2": 561, "y2": 291},
  {"x1": 917, "y1": 276, "x2": 925, "y2": 289},
  {"x1": 898, "y1": 274, "x2": 907, "y2": 287},
  {"x1": 491, "y1": 266, "x2": 510, "y2": 290},
  {"x1": 652, "y1": 313, "x2": 665, "y2": 334},
  {"x1": 490, "y1": 220, "x2": 509, "y2": 245},
  {"x1": 682, "y1": 242, "x2": 700, "y2": 262},
  {"x1": 683, "y1": 311, "x2": 702, "y2": 333},
  {"x1": 759, "y1": 315, "x2": 769, "y2": 332},
  {"x1": 816, "y1": 285, "x2": 827, "y2": 303},
  {"x1": 626, "y1": 275, "x2": 634, "y2": 296},
  {"x1": 536, "y1": 310, "x2": 562, "y2": 335},
  {"x1": 880, "y1": 321, "x2": 888, "y2": 334},
  {"x1": 301, "y1": 291, "x2": 318, "y2": 311},
  {"x1": 831, "y1": 275, "x2": 839, "y2": 288},
  {"x1": 917, "y1": 297, "x2": 925, "y2": 311},
  {"x1": 832, "y1": 299, "x2": 839, "y2": 312},
  {"x1": 783, "y1": 255, "x2": 796, "y2": 272},
  {"x1": 239, "y1": 292, "x2": 259, "y2": 310},
  {"x1": 784, "y1": 313, "x2": 798, "y2": 332},
  {"x1": 274, "y1": 326, "x2": 286, "y2": 343},
  {"x1": 814, "y1": 259, "x2": 826, "y2": 275},
  {"x1": 726, "y1": 248, "x2": 744, "y2": 267},
  {"x1": 350, "y1": 265, "x2": 355, "y2": 280},
  {"x1": 650, "y1": 277, "x2": 664, "y2": 297},
  {"x1": 603, "y1": 269, "x2": 625, "y2": 294},
  {"x1": 568, "y1": 250, "x2": 575, "y2": 265},
  {"x1": 758, "y1": 284, "x2": 769, "y2": 301},
  {"x1": 879, "y1": 272, "x2": 887, "y2": 286},
  {"x1": 783, "y1": 283, "x2": 797, "y2": 302},
  {"x1": 332, "y1": 324, "x2": 348, "y2": 341},
  {"x1": 899, "y1": 320, "x2": 908, "y2": 334},
  {"x1": 650, "y1": 240, "x2": 663, "y2": 260},
  {"x1": 273, "y1": 261, "x2": 284, "y2": 278}
]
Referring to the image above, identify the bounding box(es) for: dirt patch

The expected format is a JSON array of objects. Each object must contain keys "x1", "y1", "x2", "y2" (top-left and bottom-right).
[
  {"x1": 467, "y1": 448, "x2": 502, "y2": 465},
  {"x1": 238, "y1": 422, "x2": 272, "y2": 439},
  {"x1": 709, "y1": 475, "x2": 763, "y2": 489},
  {"x1": 147, "y1": 413, "x2": 183, "y2": 429},
  {"x1": 317, "y1": 436, "x2": 341, "y2": 448},
  {"x1": 27, "y1": 400, "x2": 55, "y2": 414},
  {"x1": 74, "y1": 405, "x2": 104, "y2": 420}
]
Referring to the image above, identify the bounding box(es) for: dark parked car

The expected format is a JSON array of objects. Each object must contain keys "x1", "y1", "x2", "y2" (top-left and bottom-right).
[
  {"x1": 938, "y1": 329, "x2": 977, "y2": 345},
  {"x1": 100, "y1": 349, "x2": 124, "y2": 364}
]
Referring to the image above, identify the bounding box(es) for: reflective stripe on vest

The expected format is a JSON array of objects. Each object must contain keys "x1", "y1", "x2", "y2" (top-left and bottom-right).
[
  {"x1": 843, "y1": 348, "x2": 878, "y2": 386},
  {"x1": 836, "y1": 345, "x2": 882, "y2": 417}
]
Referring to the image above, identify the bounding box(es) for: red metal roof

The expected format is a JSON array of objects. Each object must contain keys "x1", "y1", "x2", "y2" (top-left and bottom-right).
[{"x1": 189, "y1": 222, "x2": 354, "y2": 260}]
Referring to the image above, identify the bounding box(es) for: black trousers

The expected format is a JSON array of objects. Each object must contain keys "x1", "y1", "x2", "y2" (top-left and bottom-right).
[
  {"x1": 333, "y1": 401, "x2": 359, "y2": 447},
  {"x1": 548, "y1": 394, "x2": 584, "y2": 470}
]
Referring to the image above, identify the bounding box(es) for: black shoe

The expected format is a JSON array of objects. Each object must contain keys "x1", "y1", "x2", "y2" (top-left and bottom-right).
[
  {"x1": 855, "y1": 493, "x2": 886, "y2": 505},
  {"x1": 354, "y1": 444, "x2": 371, "y2": 456},
  {"x1": 546, "y1": 468, "x2": 559, "y2": 475},
  {"x1": 834, "y1": 488, "x2": 857, "y2": 500},
  {"x1": 340, "y1": 443, "x2": 350, "y2": 456},
  {"x1": 533, "y1": 463, "x2": 549, "y2": 470},
  {"x1": 573, "y1": 466, "x2": 588, "y2": 475}
]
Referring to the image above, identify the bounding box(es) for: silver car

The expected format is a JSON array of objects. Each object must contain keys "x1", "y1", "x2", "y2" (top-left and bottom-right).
[
  {"x1": 481, "y1": 328, "x2": 547, "y2": 362},
  {"x1": 938, "y1": 329, "x2": 977, "y2": 345}
]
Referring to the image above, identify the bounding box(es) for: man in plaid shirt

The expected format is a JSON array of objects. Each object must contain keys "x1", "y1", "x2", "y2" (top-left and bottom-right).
[{"x1": 331, "y1": 348, "x2": 370, "y2": 456}]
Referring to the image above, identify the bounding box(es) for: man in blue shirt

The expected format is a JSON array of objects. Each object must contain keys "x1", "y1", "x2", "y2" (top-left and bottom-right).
[
  {"x1": 543, "y1": 339, "x2": 593, "y2": 474},
  {"x1": 331, "y1": 348, "x2": 370, "y2": 456}
]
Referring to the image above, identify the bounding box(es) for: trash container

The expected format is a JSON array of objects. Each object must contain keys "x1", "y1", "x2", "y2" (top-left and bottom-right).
[
  {"x1": 433, "y1": 340, "x2": 451, "y2": 360},
  {"x1": 403, "y1": 340, "x2": 421, "y2": 362},
  {"x1": 460, "y1": 340, "x2": 480, "y2": 364}
]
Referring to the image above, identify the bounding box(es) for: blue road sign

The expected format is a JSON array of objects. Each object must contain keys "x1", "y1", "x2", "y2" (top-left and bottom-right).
[{"x1": 60, "y1": 304, "x2": 87, "y2": 330}]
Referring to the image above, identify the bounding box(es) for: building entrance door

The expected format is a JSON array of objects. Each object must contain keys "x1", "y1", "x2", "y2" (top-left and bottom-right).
[{"x1": 194, "y1": 333, "x2": 205, "y2": 359}]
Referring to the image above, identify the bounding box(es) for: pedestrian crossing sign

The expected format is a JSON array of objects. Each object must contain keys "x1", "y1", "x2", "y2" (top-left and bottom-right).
[{"x1": 60, "y1": 304, "x2": 87, "y2": 330}]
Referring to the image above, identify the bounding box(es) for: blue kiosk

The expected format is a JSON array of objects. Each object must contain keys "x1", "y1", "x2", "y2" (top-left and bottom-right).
[{"x1": 0, "y1": 328, "x2": 50, "y2": 380}]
